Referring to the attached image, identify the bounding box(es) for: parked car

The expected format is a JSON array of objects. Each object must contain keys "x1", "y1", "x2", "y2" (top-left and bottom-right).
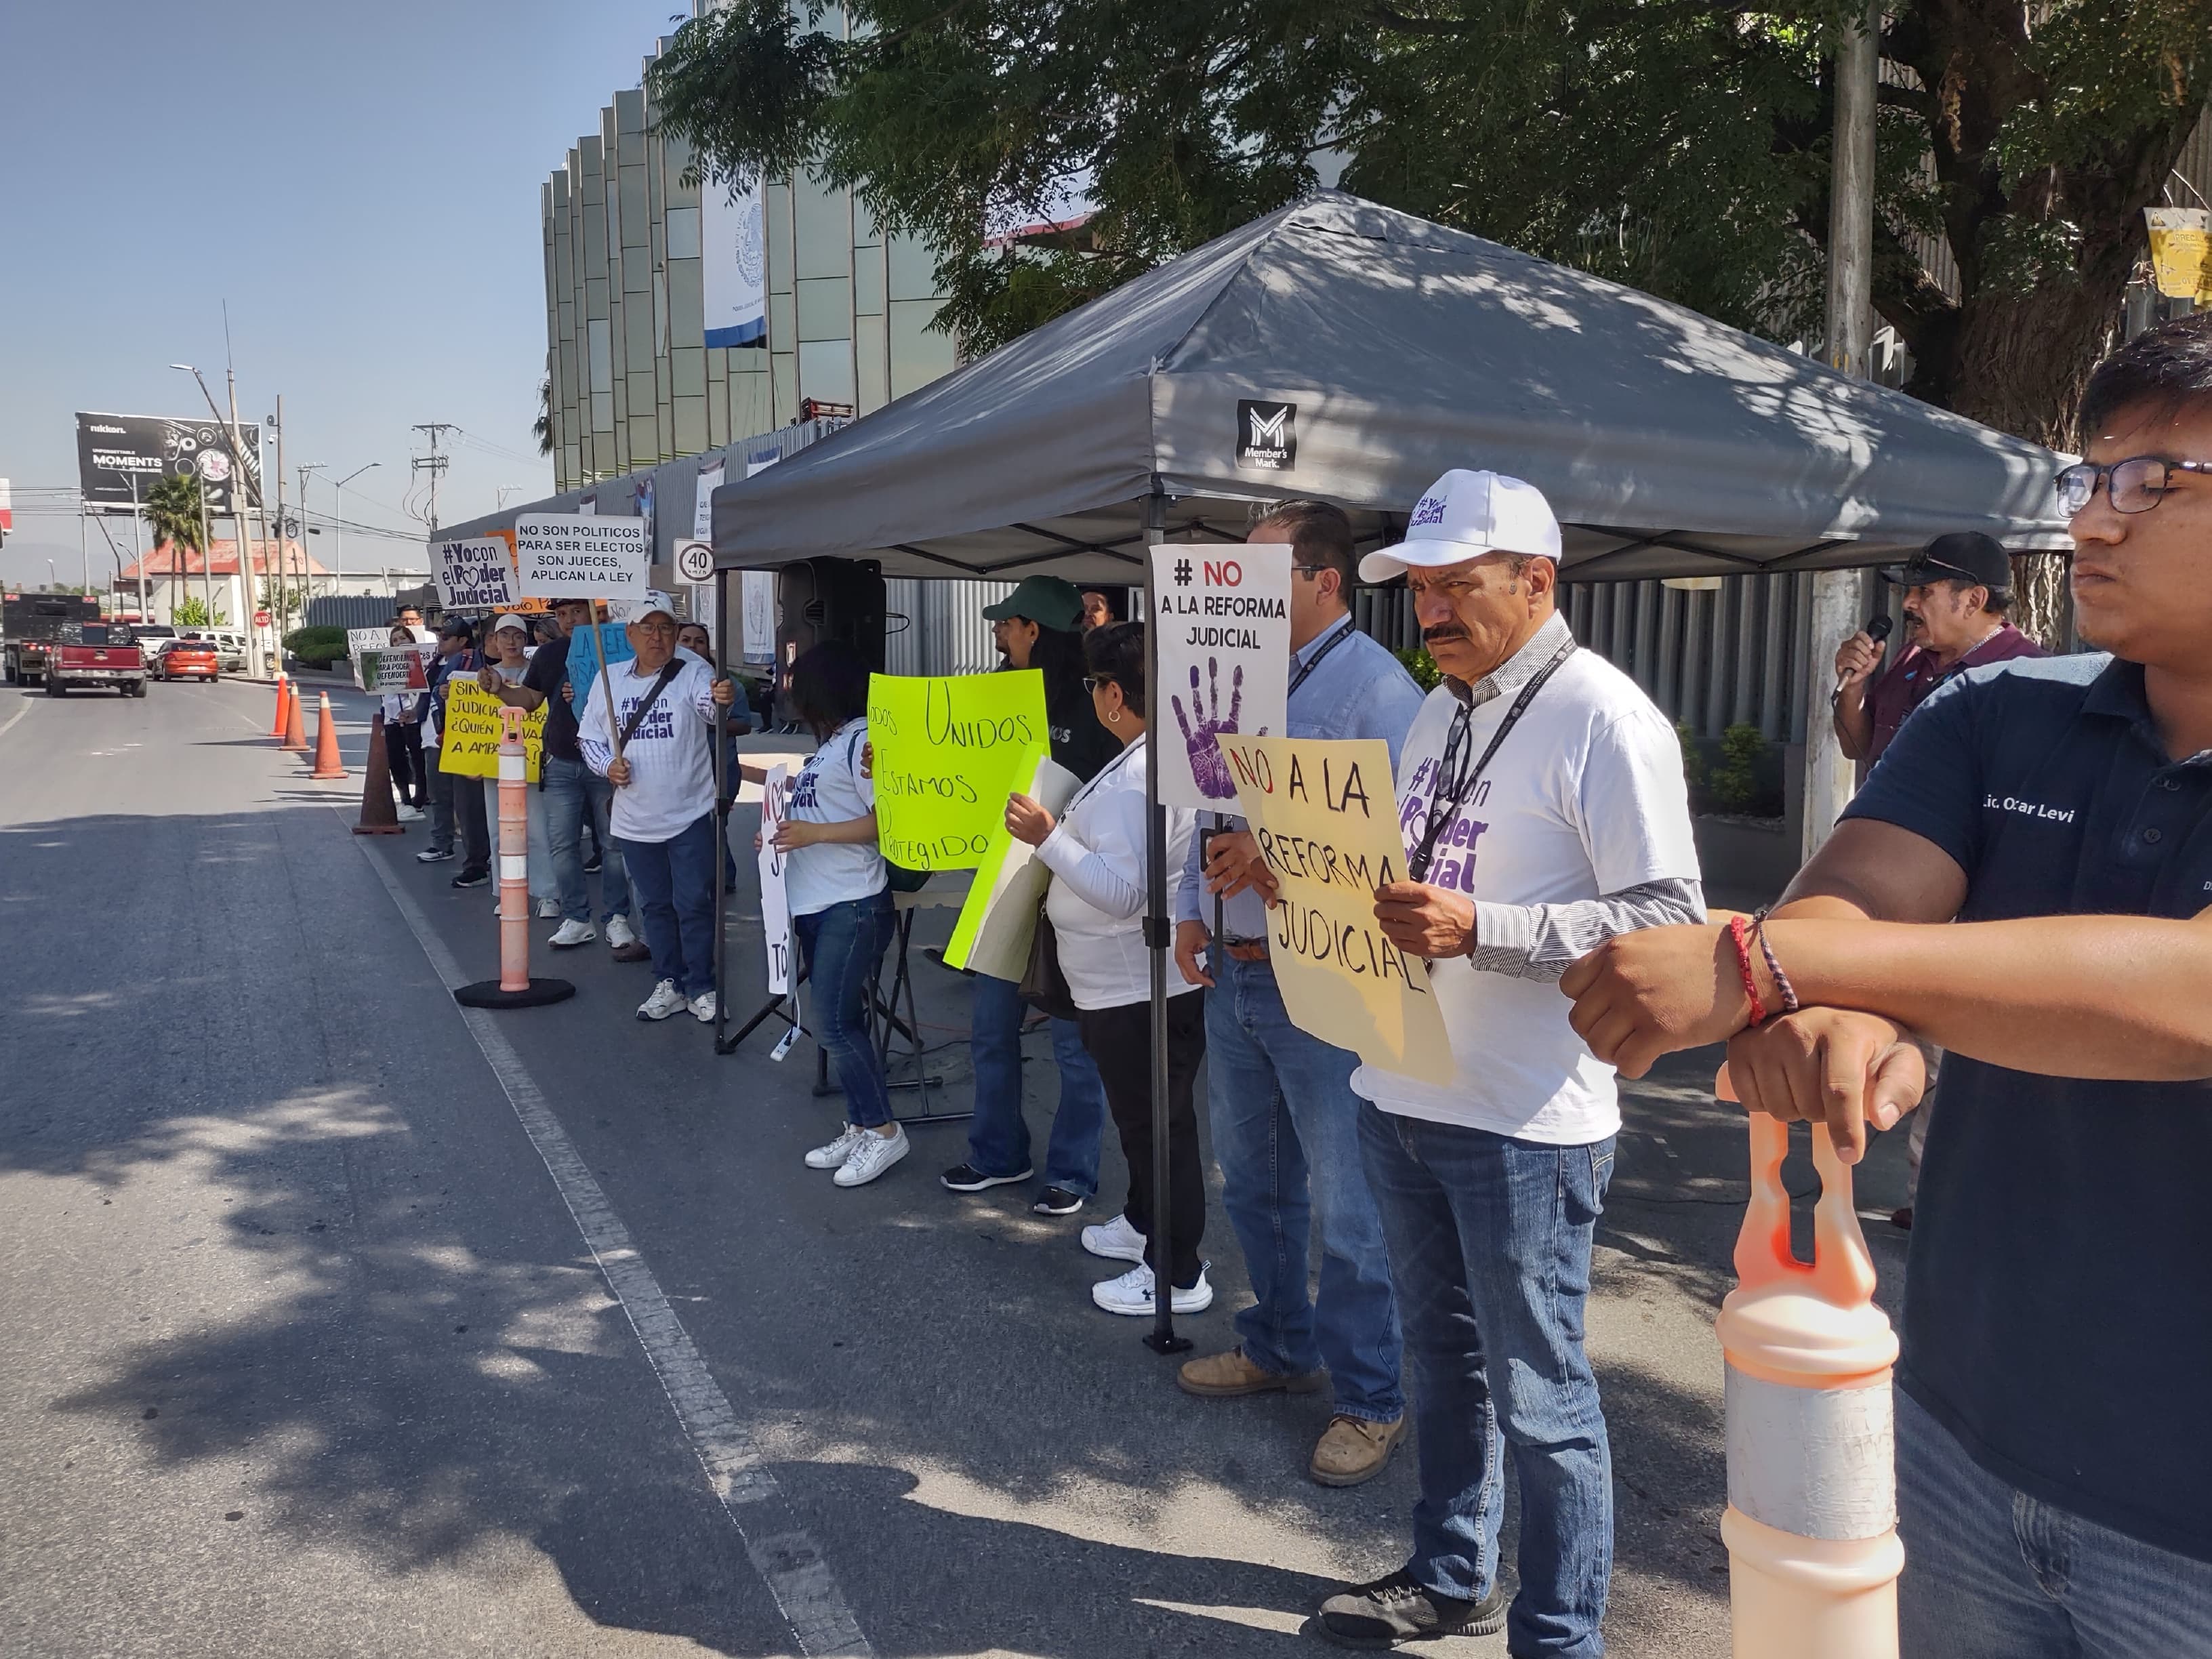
[
  {"x1": 131, "y1": 623, "x2": 178, "y2": 661},
  {"x1": 198, "y1": 629, "x2": 249, "y2": 671},
  {"x1": 156, "y1": 638, "x2": 221, "y2": 682}
]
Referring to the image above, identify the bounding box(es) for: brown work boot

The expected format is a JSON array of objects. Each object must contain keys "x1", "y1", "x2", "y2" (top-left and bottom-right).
[
  {"x1": 1310, "y1": 1414, "x2": 1406, "y2": 1488},
  {"x1": 1177, "y1": 1346, "x2": 1326, "y2": 1399}
]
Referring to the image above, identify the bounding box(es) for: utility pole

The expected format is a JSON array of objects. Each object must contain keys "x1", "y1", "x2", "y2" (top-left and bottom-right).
[
  {"x1": 79, "y1": 502, "x2": 90, "y2": 602},
  {"x1": 197, "y1": 485, "x2": 217, "y2": 632},
  {"x1": 129, "y1": 474, "x2": 148, "y2": 621},
  {"x1": 272, "y1": 396, "x2": 288, "y2": 655},
  {"x1": 225, "y1": 363, "x2": 265, "y2": 678},
  {"x1": 411, "y1": 422, "x2": 457, "y2": 533},
  {"x1": 297, "y1": 462, "x2": 327, "y2": 613},
  {"x1": 1803, "y1": 0, "x2": 1880, "y2": 863}
]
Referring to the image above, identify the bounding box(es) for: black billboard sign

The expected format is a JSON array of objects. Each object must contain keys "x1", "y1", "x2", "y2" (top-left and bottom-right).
[{"x1": 75, "y1": 412, "x2": 263, "y2": 514}]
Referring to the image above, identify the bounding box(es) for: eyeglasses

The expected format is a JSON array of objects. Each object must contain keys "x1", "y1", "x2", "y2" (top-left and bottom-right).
[
  {"x1": 1082, "y1": 674, "x2": 1118, "y2": 692},
  {"x1": 2054, "y1": 456, "x2": 2212, "y2": 516}
]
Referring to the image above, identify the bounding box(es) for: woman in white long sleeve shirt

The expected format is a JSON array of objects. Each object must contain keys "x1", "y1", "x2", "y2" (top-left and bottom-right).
[
  {"x1": 379, "y1": 622, "x2": 427, "y2": 820},
  {"x1": 1004, "y1": 621, "x2": 1210, "y2": 1318}
]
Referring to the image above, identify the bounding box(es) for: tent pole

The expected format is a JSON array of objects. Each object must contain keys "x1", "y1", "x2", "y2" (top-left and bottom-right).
[
  {"x1": 712, "y1": 564, "x2": 731, "y2": 1052},
  {"x1": 1141, "y1": 487, "x2": 1190, "y2": 1355}
]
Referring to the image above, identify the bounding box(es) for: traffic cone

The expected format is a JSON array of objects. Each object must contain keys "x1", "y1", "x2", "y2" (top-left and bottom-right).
[
  {"x1": 269, "y1": 671, "x2": 289, "y2": 737},
  {"x1": 281, "y1": 681, "x2": 310, "y2": 752},
  {"x1": 308, "y1": 691, "x2": 346, "y2": 779},
  {"x1": 353, "y1": 713, "x2": 404, "y2": 834}
]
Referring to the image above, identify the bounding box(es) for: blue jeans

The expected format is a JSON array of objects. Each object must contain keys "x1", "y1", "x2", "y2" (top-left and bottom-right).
[
  {"x1": 542, "y1": 754, "x2": 629, "y2": 924},
  {"x1": 1209, "y1": 956, "x2": 1402, "y2": 1421},
  {"x1": 965, "y1": 972, "x2": 1108, "y2": 1195},
  {"x1": 1358, "y1": 1103, "x2": 1614, "y2": 1658},
  {"x1": 796, "y1": 890, "x2": 895, "y2": 1130},
  {"x1": 618, "y1": 812, "x2": 718, "y2": 999},
  {"x1": 1897, "y1": 1389, "x2": 2212, "y2": 1657}
]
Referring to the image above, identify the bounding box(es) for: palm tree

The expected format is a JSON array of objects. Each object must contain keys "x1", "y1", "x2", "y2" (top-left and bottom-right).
[{"x1": 145, "y1": 472, "x2": 205, "y2": 615}]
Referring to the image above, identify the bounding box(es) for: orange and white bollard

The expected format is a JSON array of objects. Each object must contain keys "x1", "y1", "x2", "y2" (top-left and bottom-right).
[
  {"x1": 453, "y1": 706, "x2": 575, "y2": 1010},
  {"x1": 1715, "y1": 1067, "x2": 1902, "y2": 1659}
]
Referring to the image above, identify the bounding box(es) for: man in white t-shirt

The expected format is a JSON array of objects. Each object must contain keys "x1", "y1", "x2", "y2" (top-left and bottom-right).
[
  {"x1": 577, "y1": 591, "x2": 739, "y2": 1025},
  {"x1": 1314, "y1": 472, "x2": 1703, "y2": 1656}
]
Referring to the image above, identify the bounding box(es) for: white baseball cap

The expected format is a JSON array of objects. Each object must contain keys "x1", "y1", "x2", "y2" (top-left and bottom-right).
[
  {"x1": 1359, "y1": 470, "x2": 1563, "y2": 582},
  {"x1": 630, "y1": 589, "x2": 679, "y2": 623},
  {"x1": 489, "y1": 613, "x2": 530, "y2": 638}
]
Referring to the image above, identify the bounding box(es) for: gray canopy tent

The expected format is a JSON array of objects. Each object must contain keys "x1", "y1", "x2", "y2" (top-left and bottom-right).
[{"x1": 706, "y1": 191, "x2": 2069, "y2": 1348}]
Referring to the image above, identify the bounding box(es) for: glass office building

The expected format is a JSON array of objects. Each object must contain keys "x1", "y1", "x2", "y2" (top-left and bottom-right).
[{"x1": 539, "y1": 14, "x2": 957, "y2": 493}]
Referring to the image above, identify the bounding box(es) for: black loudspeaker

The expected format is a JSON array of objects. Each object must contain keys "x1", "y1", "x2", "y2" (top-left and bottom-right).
[{"x1": 776, "y1": 557, "x2": 886, "y2": 674}]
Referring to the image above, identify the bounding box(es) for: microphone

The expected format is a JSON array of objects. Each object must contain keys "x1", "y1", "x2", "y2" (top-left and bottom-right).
[{"x1": 1833, "y1": 614, "x2": 1892, "y2": 699}]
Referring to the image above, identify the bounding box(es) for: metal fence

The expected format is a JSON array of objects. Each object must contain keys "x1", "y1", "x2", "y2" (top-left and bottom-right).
[{"x1": 305, "y1": 594, "x2": 417, "y2": 633}]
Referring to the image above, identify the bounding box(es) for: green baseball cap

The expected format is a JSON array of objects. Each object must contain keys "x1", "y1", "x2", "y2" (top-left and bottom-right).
[{"x1": 981, "y1": 575, "x2": 1084, "y2": 633}]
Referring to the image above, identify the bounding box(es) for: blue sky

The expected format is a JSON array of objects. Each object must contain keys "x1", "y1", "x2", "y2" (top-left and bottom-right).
[{"x1": 0, "y1": 0, "x2": 683, "y2": 587}]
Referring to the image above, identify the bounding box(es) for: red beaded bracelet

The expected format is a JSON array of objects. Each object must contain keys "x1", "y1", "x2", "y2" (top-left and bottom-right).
[{"x1": 1729, "y1": 914, "x2": 1768, "y2": 1028}]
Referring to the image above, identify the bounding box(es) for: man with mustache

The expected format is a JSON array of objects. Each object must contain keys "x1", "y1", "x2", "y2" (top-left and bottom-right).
[
  {"x1": 1832, "y1": 532, "x2": 2044, "y2": 766},
  {"x1": 1313, "y1": 470, "x2": 1702, "y2": 1654}
]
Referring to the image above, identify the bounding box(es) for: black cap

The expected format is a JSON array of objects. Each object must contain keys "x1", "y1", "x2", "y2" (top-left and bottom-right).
[{"x1": 1881, "y1": 532, "x2": 2013, "y2": 596}]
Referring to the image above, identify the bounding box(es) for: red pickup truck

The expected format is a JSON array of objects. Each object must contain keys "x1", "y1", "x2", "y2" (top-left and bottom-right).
[{"x1": 46, "y1": 622, "x2": 148, "y2": 697}]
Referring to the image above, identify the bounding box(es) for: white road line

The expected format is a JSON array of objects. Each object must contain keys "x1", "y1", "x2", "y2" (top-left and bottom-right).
[
  {"x1": 0, "y1": 700, "x2": 33, "y2": 743},
  {"x1": 350, "y1": 826, "x2": 875, "y2": 1658}
]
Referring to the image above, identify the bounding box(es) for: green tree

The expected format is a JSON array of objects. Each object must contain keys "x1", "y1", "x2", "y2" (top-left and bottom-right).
[
  {"x1": 535, "y1": 371, "x2": 554, "y2": 458},
  {"x1": 172, "y1": 595, "x2": 226, "y2": 628},
  {"x1": 649, "y1": 0, "x2": 2211, "y2": 449},
  {"x1": 145, "y1": 472, "x2": 205, "y2": 616}
]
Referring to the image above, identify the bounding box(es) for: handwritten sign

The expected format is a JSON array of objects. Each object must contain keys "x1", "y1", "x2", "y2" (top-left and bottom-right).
[
  {"x1": 351, "y1": 641, "x2": 435, "y2": 693},
  {"x1": 757, "y1": 763, "x2": 794, "y2": 994},
  {"x1": 944, "y1": 754, "x2": 1081, "y2": 979},
  {"x1": 1218, "y1": 734, "x2": 1454, "y2": 1084},
  {"x1": 432, "y1": 537, "x2": 518, "y2": 611},
  {"x1": 1151, "y1": 540, "x2": 1291, "y2": 811},
  {"x1": 514, "y1": 513, "x2": 649, "y2": 600},
  {"x1": 866, "y1": 672, "x2": 1050, "y2": 870},
  {"x1": 438, "y1": 677, "x2": 545, "y2": 781}
]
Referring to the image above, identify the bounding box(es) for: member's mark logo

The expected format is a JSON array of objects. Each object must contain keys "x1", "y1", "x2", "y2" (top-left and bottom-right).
[{"x1": 1236, "y1": 400, "x2": 1296, "y2": 471}]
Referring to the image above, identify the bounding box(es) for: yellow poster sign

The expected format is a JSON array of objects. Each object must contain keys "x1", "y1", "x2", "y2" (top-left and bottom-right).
[
  {"x1": 2146, "y1": 208, "x2": 2212, "y2": 302},
  {"x1": 867, "y1": 671, "x2": 1048, "y2": 870},
  {"x1": 1217, "y1": 734, "x2": 1456, "y2": 1085},
  {"x1": 438, "y1": 678, "x2": 545, "y2": 781}
]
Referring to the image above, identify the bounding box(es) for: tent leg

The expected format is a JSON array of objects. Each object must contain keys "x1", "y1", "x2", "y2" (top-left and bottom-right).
[
  {"x1": 712, "y1": 565, "x2": 731, "y2": 1053},
  {"x1": 1140, "y1": 487, "x2": 1191, "y2": 1357}
]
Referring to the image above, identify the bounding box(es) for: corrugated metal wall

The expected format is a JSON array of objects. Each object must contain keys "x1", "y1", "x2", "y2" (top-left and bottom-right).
[
  {"x1": 306, "y1": 595, "x2": 413, "y2": 632},
  {"x1": 884, "y1": 577, "x2": 1019, "y2": 676}
]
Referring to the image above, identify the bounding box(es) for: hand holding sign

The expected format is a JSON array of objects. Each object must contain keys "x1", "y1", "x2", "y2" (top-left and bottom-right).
[{"x1": 1374, "y1": 880, "x2": 1478, "y2": 958}]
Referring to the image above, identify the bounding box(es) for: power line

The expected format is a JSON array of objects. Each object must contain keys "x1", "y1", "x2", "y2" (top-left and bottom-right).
[{"x1": 410, "y1": 422, "x2": 457, "y2": 533}]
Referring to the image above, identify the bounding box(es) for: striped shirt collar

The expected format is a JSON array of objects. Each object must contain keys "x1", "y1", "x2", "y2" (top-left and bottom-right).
[{"x1": 1448, "y1": 609, "x2": 1574, "y2": 710}]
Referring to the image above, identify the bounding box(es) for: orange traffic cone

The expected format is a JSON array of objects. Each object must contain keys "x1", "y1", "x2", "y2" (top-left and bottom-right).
[
  {"x1": 308, "y1": 691, "x2": 346, "y2": 779},
  {"x1": 269, "y1": 671, "x2": 290, "y2": 737},
  {"x1": 281, "y1": 681, "x2": 311, "y2": 752},
  {"x1": 352, "y1": 712, "x2": 404, "y2": 833}
]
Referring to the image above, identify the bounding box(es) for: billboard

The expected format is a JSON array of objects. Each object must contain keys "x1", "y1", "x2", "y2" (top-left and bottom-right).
[{"x1": 75, "y1": 412, "x2": 264, "y2": 514}]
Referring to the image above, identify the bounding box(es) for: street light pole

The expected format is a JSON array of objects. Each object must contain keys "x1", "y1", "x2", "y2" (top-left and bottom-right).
[
  {"x1": 129, "y1": 474, "x2": 147, "y2": 622},
  {"x1": 333, "y1": 462, "x2": 380, "y2": 595},
  {"x1": 297, "y1": 463, "x2": 326, "y2": 615}
]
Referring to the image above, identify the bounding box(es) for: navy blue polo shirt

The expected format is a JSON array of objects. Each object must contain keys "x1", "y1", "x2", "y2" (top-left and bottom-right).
[{"x1": 1844, "y1": 653, "x2": 2212, "y2": 1561}]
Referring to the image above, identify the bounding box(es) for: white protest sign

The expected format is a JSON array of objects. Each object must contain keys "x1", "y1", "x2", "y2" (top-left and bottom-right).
[
  {"x1": 514, "y1": 514, "x2": 649, "y2": 601},
  {"x1": 757, "y1": 763, "x2": 794, "y2": 994},
  {"x1": 351, "y1": 640, "x2": 436, "y2": 693},
  {"x1": 1149, "y1": 540, "x2": 1292, "y2": 810},
  {"x1": 348, "y1": 626, "x2": 396, "y2": 657},
  {"x1": 432, "y1": 537, "x2": 517, "y2": 611}
]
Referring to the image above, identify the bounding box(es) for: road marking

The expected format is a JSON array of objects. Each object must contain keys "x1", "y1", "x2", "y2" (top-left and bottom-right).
[
  {"x1": 351, "y1": 828, "x2": 874, "y2": 1658},
  {"x1": 0, "y1": 700, "x2": 34, "y2": 743}
]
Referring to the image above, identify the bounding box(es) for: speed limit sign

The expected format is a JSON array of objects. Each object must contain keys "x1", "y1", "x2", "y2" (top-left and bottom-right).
[{"x1": 675, "y1": 539, "x2": 714, "y2": 583}]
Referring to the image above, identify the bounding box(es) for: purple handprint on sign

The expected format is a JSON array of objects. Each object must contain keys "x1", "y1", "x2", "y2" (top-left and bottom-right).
[{"x1": 1171, "y1": 656, "x2": 1267, "y2": 800}]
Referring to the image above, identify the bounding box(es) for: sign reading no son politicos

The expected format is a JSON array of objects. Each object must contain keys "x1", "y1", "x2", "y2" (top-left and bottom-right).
[{"x1": 513, "y1": 514, "x2": 649, "y2": 601}]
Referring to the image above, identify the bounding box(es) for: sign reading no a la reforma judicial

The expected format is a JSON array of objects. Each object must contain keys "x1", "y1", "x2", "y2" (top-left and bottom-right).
[{"x1": 1149, "y1": 541, "x2": 1292, "y2": 812}]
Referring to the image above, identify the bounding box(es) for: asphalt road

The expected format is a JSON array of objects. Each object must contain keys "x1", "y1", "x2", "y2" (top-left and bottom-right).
[{"x1": 0, "y1": 672, "x2": 1914, "y2": 1658}]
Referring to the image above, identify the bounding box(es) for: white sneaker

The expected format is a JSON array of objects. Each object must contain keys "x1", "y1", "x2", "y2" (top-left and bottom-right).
[
  {"x1": 804, "y1": 1124, "x2": 868, "y2": 1170},
  {"x1": 689, "y1": 990, "x2": 717, "y2": 1023},
  {"x1": 1081, "y1": 1213, "x2": 1148, "y2": 1264},
  {"x1": 548, "y1": 918, "x2": 596, "y2": 949},
  {"x1": 636, "y1": 979, "x2": 686, "y2": 1021},
  {"x1": 534, "y1": 897, "x2": 562, "y2": 919},
  {"x1": 833, "y1": 1126, "x2": 910, "y2": 1187},
  {"x1": 1092, "y1": 1262, "x2": 1214, "y2": 1317},
  {"x1": 606, "y1": 914, "x2": 639, "y2": 951},
  {"x1": 395, "y1": 804, "x2": 424, "y2": 821}
]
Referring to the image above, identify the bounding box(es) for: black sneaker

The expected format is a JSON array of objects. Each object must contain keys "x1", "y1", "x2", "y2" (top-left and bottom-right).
[
  {"x1": 1317, "y1": 1570, "x2": 1506, "y2": 1649},
  {"x1": 1033, "y1": 1185, "x2": 1086, "y2": 1216},
  {"x1": 415, "y1": 847, "x2": 455, "y2": 864},
  {"x1": 582, "y1": 851, "x2": 602, "y2": 874},
  {"x1": 451, "y1": 869, "x2": 491, "y2": 890},
  {"x1": 940, "y1": 1162, "x2": 1032, "y2": 1193}
]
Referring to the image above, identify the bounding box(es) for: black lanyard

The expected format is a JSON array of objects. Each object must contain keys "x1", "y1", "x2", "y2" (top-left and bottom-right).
[
  {"x1": 1287, "y1": 619, "x2": 1356, "y2": 701},
  {"x1": 1407, "y1": 640, "x2": 1576, "y2": 882}
]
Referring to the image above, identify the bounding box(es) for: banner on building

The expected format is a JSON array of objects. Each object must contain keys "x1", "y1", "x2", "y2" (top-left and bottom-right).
[
  {"x1": 867, "y1": 670, "x2": 1048, "y2": 870},
  {"x1": 701, "y1": 171, "x2": 768, "y2": 348},
  {"x1": 75, "y1": 412, "x2": 262, "y2": 513},
  {"x1": 693, "y1": 458, "x2": 723, "y2": 541},
  {"x1": 741, "y1": 572, "x2": 775, "y2": 662},
  {"x1": 1149, "y1": 540, "x2": 1292, "y2": 810},
  {"x1": 1217, "y1": 734, "x2": 1455, "y2": 1085}
]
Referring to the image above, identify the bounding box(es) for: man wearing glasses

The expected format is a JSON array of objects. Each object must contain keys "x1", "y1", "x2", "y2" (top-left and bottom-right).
[
  {"x1": 1832, "y1": 532, "x2": 2045, "y2": 766},
  {"x1": 1560, "y1": 312, "x2": 2212, "y2": 1655}
]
